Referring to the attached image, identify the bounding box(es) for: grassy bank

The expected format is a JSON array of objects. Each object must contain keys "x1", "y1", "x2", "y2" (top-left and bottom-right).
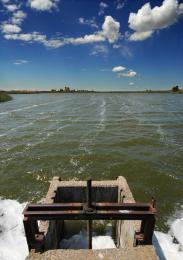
[{"x1": 0, "y1": 92, "x2": 12, "y2": 102}]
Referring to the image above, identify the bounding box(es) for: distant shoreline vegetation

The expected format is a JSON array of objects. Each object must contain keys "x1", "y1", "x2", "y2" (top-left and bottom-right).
[
  {"x1": 2, "y1": 85, "x2": 183, "y2": 94},
  {"x1": 0, "y1": 91, "x2": 12, "y2": 102}
]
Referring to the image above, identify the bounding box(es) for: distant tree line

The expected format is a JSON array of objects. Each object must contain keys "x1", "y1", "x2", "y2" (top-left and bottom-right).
[
  {"x1": 51, "y1": 86, "x2": 94, "y2": 93},
  {"x1": 172, "y1": 85, "x2": 180, "y2": 92},
  {"x1": 144, "y1": 85, "x2": 182, "y2": 93}
]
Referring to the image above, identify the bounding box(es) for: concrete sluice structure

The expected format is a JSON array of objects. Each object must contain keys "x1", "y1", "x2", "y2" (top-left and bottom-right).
[{"x1": 25, "y1": 176, "x2": 158, "y2": 259}]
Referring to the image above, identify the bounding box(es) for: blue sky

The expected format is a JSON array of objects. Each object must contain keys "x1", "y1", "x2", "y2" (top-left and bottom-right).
[{"x1": 0, "y1": 0, "x2": 183, "y2": 91}]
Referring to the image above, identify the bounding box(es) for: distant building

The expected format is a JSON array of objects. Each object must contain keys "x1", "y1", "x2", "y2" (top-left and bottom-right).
[{"x1": 64, "y1": 86, "x2": 70, "y2": 92}]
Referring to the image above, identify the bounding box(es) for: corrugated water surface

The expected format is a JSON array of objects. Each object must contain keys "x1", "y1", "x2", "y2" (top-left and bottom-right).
[{"x1": 0, "y1": 93, "x2": 183, "y2": 231}]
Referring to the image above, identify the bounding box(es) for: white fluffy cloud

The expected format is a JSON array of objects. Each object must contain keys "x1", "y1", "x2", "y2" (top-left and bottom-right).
[
  {"x1": 5, "y1": 33, "x2": 33, "y2": 41},
  {"x1": 14, "y1": 59, "x2": 29, "y2": 65},
  {"x1": 5, "y1": 4, "x2": 19, "y2": 12},
  {"x1": 118, "y1": 70, "x2": 137, "y2": 78},
  {"x1": 66, "y1": 34, "x2": 105, "y2": 45},
  {"x1": 128, "y1": 0, "x2": 183, "y2": 41},
  {"x1": 0, "y1": 0, "x2": 10, "y2": 3},
  {"x1": 11, "y1": 10, "x2": 27, "y2": 25},
  {"x1": 100, "y1": 2, "x2": 108, "y2": 8},
  {"x1": 112, "y1": 66, "x2": 126, "y2": 72},
  {"x1": 1, "y1": 14, "x2": 120, "y2": 48},
  {"x1": 90, "y1": 44, "x2": 108, "y2": 56},
  {"x1": 111, "y1": 66, "x2": 137, "y2": 78},
  {"x1": 101, "y1": 15, "x2": 120, "y2": 43},
  {"x1": 115, "y1": 0, "x2": 125, "y2": 10},
  {"x1": 70, "y1": 16, "x2": 119, "y2": 44},
  {"x1": 1, "y1": 23, "x2": 21, "y2": 33},
  {"x1": 4, "y1": 31, "x2": 64, "y2": 48},
  {"x1": 98, "y1": 2, "x2": 108, "y2": 16},
  {"x1": 78, "y1": 17, "x2": 98, "y2": 29},
  {"x1": 113, "y1": 44, "x2": 132, "y2": 57},
  {"x1": 0, "y1": 0, "x2": 119, "y2": 49},
  {"x1": 0, "y1": 0, "x2": 27, "y2": 31},
  {"x1": 4, "y1": 31, "x2": 102, "y2": 48},
  {"x1": 129, "y1": 31, "x2": 153, "y2": 41},
  {"x1": 4, "y1": 31, "x2": 59, "y2": 46},
  {"x1": 129, "y1": 82, "x2": 135, "y2": 86},
  {"x1": 43, "y1": 39, "x2": 64, "y2": 48},
  {"x1": 28, "y1": 0, "x2": 59, "y2": 11}
]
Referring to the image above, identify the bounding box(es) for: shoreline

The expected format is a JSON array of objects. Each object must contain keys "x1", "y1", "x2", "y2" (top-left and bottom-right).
[
  {"x1": 3, "y1": 90, "x2": 183, "y2": 94},
  {"x1": 0, "y1": 92, "x2": 12, "y2": 102}
]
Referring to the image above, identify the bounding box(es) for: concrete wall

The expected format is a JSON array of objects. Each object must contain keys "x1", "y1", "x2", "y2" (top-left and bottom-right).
[
  {"x1": 38, "y1": 176, "x2": 138, "y2": 251},
  {"x1": 116, "y1": 176, "x2": 140, "y2": 248},
  {"x1": 27, "y1": 177, "x2": 158, "y2": 259}
]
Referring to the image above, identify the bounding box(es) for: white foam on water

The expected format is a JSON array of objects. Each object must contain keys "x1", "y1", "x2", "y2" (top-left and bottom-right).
[
  {"x1": 70, "y1": 157, "x2": 79, "y2": 167},
  {"x1": 168, "y1": 174, "x2": 179, "y2": 180},
  {"x1": 59, "y1": 230, "x2": 116, "y2": 250},
  {"x1": 0, "y1": 200, "x2": 28, "y2": 260},
  {"x1": 0, "y1": 104, "x2": 39, "y2": 115},
  {"x1": 1, "y1": 123, "x2": 71, "y2": 155},
  {"x1": 0, "y1": 122, "x2": 71, "y2": 166},
  {"x1": 98, "y1": 99, "x2": 106, "y2": 130},
  {"x1": 156, "y1": 124, "x2": 165, "y2": 142},
  {"x1": 60, "y1": 231, "x2": 88, "y2": 249},
  {"x1": 70, "y1": 156, "x2": 90, "y2": 175},
  {"x1": 60, "y1": 223, "x2": 116, "y2": 250},
  {"x1": 153, "y1": 208, "x2": 183, "y2": 260},
  {"x1": 100, "y1": 99, "x2": 106, "y2": 117},
  {"x1": 92, "y1": 236, "x2": 116, "y2": 249},
  {"x1": 79, "y1": 141, "x2": 92, "y2": 154},
  {"x1": 78, "y1": 99, "x2": 107, "y2": 155},
  {"x1": 170, "y1": 216, "x2": 183, "y2": 246},
  {"x1": 0, "y1": 100, "x2": 62, "y2": 116},
  {"x1": 0, "y1": 122, "x2": 34, "y2": 139},
  {"x1": 0, "y1": 199, "x2": 183, "y2": 260}
]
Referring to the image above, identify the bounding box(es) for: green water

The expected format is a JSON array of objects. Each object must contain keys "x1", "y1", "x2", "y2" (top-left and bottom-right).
[{"x1": 0, "y1": 93, "x2": 183, "y2": 231}]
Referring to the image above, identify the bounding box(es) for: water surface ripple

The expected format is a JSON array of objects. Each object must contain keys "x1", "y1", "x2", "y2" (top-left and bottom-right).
[{"x1": 0, "y1": 93, "x2": 183, "y2": 230}]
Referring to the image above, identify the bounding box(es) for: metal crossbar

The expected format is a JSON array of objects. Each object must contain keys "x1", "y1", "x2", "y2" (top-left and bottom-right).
[
  {"x1": 23, "y1": 179, "x2": 156, "y2": 252},
  {"x1": 24, "y1": 202, "x2": 152, "y2": 212}
]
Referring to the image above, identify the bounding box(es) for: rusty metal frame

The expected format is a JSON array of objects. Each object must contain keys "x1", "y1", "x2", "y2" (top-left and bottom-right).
[{"x1": 23, "y1": 179, "x2": 156, "y2": 251}]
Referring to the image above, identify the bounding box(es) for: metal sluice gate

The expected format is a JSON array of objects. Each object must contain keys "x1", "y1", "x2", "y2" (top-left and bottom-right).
[{"x1": 23, "y1": 179, "x2": 156, "y2": 251}]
